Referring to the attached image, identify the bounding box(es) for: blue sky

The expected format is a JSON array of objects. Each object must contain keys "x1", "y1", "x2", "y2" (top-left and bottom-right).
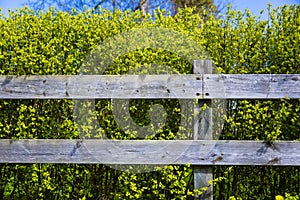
[
  {"x1": 233, "y1": 0, "x2": 299, "y2": 19},
  {"x1": 0, "y1": 0, "x2": 299, "y2": 19}
]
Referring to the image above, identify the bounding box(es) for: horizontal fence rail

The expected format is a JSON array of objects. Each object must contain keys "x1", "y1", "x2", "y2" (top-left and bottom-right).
[
  {"x1": 0, "y1": 140, "x2": 300, "y2": 166},
  {"x1": 0, "y1": 74, "x2": 300, "y2": 99},
  {"x1": 1, "y1": 73, "x2": 300, "y2": 167}
]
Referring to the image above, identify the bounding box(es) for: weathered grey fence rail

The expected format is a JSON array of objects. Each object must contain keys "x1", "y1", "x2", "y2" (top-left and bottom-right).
[
  {"x1": 1, "y1": 74, "x2": 300, "y2": 99},
  {"x1": 1, "y1": 140, "x2": 298, "y2": 165},
  {"x1": 1, "y1": 61, "x2": 300, "y2": 200}
]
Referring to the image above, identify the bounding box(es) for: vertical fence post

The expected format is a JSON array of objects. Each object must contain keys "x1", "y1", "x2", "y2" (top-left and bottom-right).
[{"x1": 193, "y1": 60, "x2": 213, "y2": 200}]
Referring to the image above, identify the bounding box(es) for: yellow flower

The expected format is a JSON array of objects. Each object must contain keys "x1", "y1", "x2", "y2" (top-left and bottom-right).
[{"x1": 275, "y1": 195, "x2": 284, "y2": 200}]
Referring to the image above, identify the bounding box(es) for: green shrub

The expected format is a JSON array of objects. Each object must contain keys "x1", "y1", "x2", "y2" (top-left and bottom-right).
[{"x1": 0, "y1": 4, "x2": 299, "y2": 199}]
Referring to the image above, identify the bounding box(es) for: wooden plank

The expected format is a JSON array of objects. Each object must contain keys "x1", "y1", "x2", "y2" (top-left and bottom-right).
[
  {"x1": 0, "y1": 75, "x2": 202, "y2": 99},
  {"x1": 0, "y1": 74, "x2": 300, "y2": 99},
  {"x1": 204, "y1": 74, "x2": 300, "y2": 99},
  {"x1": 0, "y1": 140, "x2": 299, "y2": 165},
  {"x1": 193, "y1": 60, "x2": 213, "y2": 199}
]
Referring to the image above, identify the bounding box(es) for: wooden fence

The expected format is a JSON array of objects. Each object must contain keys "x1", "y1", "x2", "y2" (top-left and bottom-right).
[{"x1": 1, "y1": 60, "x2": 300, "y2": 199}]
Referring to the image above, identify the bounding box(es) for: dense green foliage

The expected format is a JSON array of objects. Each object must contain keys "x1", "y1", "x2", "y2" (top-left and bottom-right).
[{"x1": 0, "y1": 4, "x2": 299, "y2": 199}]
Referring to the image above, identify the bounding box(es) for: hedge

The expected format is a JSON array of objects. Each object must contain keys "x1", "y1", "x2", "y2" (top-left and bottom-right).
[{"x1": 0, "y1": 4, "x2": 299, "y2": 199}]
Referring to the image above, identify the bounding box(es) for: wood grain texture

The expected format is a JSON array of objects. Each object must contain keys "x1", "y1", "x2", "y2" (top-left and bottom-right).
[
  {"x1": 0, "y1": 140, "x2": 299, "y2": 165},
  {"x1": 193, "y1": 60, "x2": 213, "y2": 200},
  {"x1": 0, "y1": 74, "x2": 300, "y2": 99},
  {"x1": 204, "y1": 74, "x2": 300, "y2": 99},
  {"x1": 0, "y1": 75, "x2": 202, "y2": 99}
]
